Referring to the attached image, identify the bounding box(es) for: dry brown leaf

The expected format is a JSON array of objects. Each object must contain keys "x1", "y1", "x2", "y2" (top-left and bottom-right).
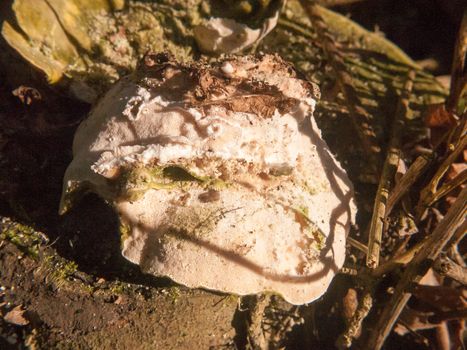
[
  {"x1": 446, "y1": 163, "x2": 467, "y2": 182},
  {"x1": 424, "y1": 104, "x2": 458, "y2": 146},
  {"x1": 425, "y1": 104, "x2": 457, "y2": 129}
]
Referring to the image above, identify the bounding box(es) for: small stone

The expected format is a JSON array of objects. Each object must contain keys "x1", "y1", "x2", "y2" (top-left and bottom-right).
[
  {"x1": 114, "y1": 295, "x2": 125, "y2": 305},
  {"x1": 4, "y1": 305, "x2": 29, "y2": 326}
]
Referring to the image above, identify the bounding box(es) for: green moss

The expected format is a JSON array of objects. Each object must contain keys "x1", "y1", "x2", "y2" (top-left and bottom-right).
[
  {"x1": 162, "y1": 166, "x2": 204, "y2": 182},
  {"x1": 109, "y1": 281, "x2": 128, "y2": 295},
  {"x1": 0, "y1": 219, "x2": 45, "y2": 258},
  {"x1": 167, "y1": 286, "x2": 181, "y2": 304},
  {"x1": 55, "y1": 260, "x2": 78, "y2": 280},
  {"x1": 43, "y1": 254, "x2": 78, "y2": 284}
]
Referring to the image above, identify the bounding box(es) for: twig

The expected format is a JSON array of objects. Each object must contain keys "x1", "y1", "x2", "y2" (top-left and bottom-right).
[
  {"x1": 339, "y1": 266, "x2": 359, "y2": 276},
  {"x1": 247, "y1": 294, "x2": 271, "y2": 350},
  {"x1": 371, "y1": 238, "x2": 426, "y2": 277},
  {"x1": 347, "y1": 237, "x2": 368, "y2": 254},
  {"x1": 416, "y1": 134, "x2": 467, "y2": 218},
  {"x1": 429, "y1": 309, "x2": 467, "y2": 324},
  {"x1": 366, "y1": 70, "x2": 416, "y2": 268},
  {"x1": 433, "y1": 254, "x2": 467, "y2": 285},
  {"x1": 336, "y1": 291, "x2": 373, "y2": 349},
  {"x1": 365, "y1": 187, "x2": 467, "y2": 350},
  {"x1": 426, "y1": 168, "x2": 467, "y2": 207},
  {"x1": 298, "y1": 0, "x2": 382, "y2": 178},
  {"x1": 446, "y1": 9, "x2": 467, "y2": 114},
  {"x1": 386, "y1": 155, "x2": 432, "y2": 216},
  {"x1": 396, "y1": 318, "x2": 430, "y2": 346},
  {"x1": 435, "y1": 322, "x2": 451, "y2": 350},
  {"x1": 447, "y1": 223, "x2": 467, "y2": 267},
  {"x1": 448, "y1": 218, "x2": 466, "y2": 249}
]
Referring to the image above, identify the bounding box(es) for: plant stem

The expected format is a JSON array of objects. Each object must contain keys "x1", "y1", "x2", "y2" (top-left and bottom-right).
[
  {"x1": 446, "y1": 9, "x2": 467, "y2": 114},
  {"x1": 433, "y1": 254, "x2": 467, "y2": 285},
  {"x1": 386, "y1": 155, "x2": 432, "y2": 216},
  {"x1": 365, "y1": 187, "x2": 467, "y2": 350},
  {"x1": 416, "y1": 134, "x2": 467, "y2": 218},
  {"x1": 366, "y1": 70, "x2": 416, "y2": 268},
  {"x1": 347, "y1": 237, "x2": 368, "y2": 254},
  {"x1": 426, "y1": 168, "x2": 467, "y2": 207}
]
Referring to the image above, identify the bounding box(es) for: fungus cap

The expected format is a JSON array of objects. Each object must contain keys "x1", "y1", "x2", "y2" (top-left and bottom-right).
[{"x1": 60, "y1": 53, "x2": 356, "y2": 305}]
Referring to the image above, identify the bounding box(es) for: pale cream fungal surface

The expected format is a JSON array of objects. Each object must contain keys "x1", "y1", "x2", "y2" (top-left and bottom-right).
[
  {"x1": 60, "y1": 53, "x2": 356, "y2": 305},
  {"x1": 194, "y1": 12, "x2": 279, "y2": 54}
]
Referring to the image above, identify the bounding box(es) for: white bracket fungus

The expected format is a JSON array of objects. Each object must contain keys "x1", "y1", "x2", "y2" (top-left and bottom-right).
[{"x1": 60, "y1": 53, "x2": 356, "y2": 305}]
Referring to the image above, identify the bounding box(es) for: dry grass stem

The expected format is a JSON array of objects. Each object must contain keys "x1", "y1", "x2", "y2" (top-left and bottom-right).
[
  {"x1": 416, "y1": 135, "x2": 467, "y2": 218},
  {"x1": 434, "y1": 254, "x2": 467, "y2": 285},
  {"x1": 247, "y1": 295, "x2": 271, "y2": 350},
  {"x1": 446, "y1": 10, "x2": 467, "y2": 113},
  {"x1": 427, "y1": 168, "x2": 467, "y2": 206},
  {"x1": 365, "y1": 187, "x2": 467, "y2": 350},
  {"x1": 366, "y1": 70, "x2": 416, "y2": 268},
  {"x1": 347, "y1": 237, "x2": 368, "y2": 254},
  {"x1": 386, "y1": 155, "x2": 432, "y2": 216},
  {"x1": 371, "y1": 239, "x2": 426, "y2": 277}
]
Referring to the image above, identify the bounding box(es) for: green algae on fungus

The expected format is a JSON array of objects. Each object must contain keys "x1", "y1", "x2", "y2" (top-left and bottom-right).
[
  {"x1": 60, "y1": 54, "x2": 356, "y2": 305},
  {"x1": 115, "y1": 164, "x2": 228, "y2": 201}
]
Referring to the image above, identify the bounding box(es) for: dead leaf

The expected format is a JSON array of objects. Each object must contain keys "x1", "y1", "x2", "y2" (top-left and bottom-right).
[
  {"x1": 4, "y1": 305, "x2": 29, "y2": 326},
  {"x1": 424, "y1": 104, "x2": 457, "y2": 129},
  {"x1": 446, "y1": 163, "x2": 467, "y2": 181},
  {"x1": 424, "y1": 104, "x2": 458, "y2": 146}
]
